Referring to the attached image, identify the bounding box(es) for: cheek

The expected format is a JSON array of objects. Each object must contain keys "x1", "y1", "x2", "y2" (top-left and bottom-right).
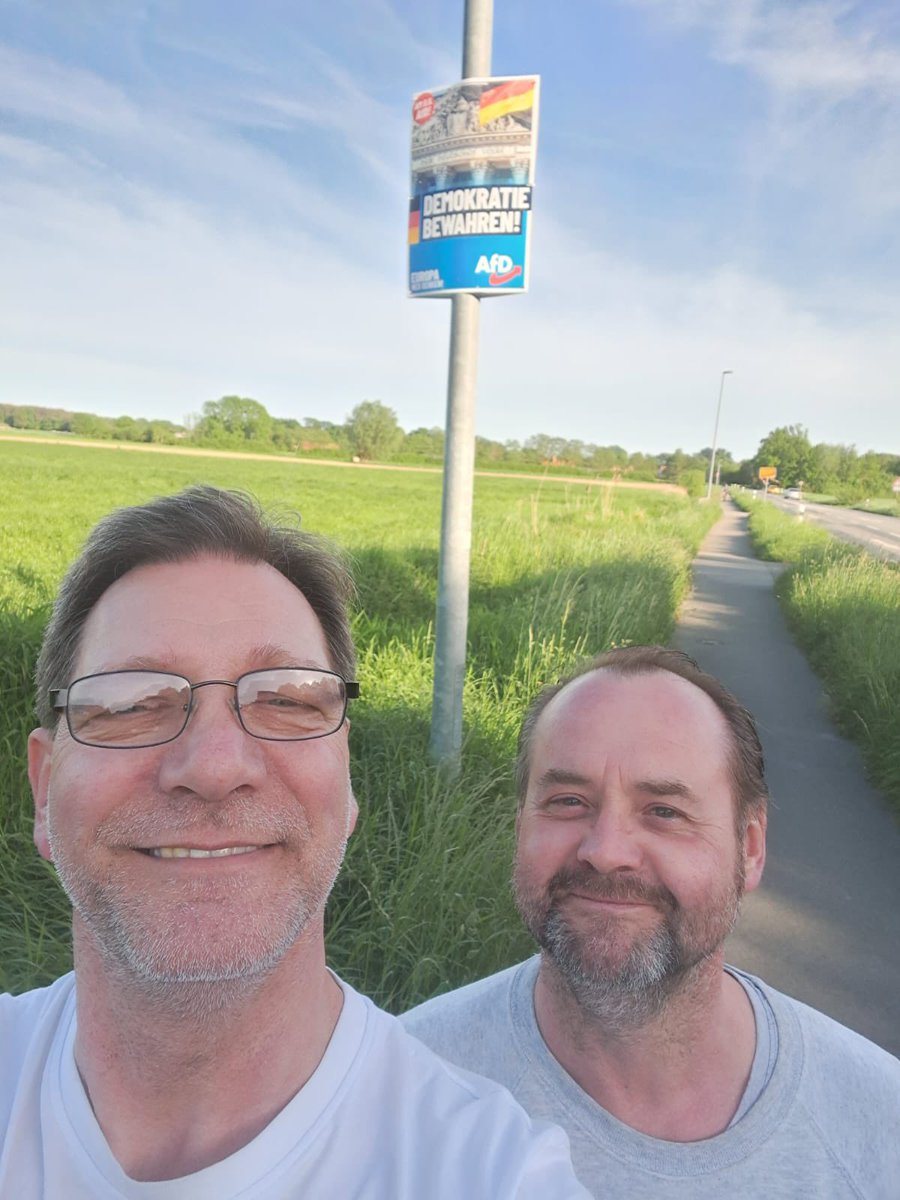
[
  {"x1": 516, "y1": 822, "x2": 576, "y2": 879},
  {"x1": 48, "y1": 750, "x2": 155, "y2": 837}
]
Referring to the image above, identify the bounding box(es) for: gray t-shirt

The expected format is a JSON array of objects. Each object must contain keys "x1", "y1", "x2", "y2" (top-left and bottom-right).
[{"x1": 403, "y1": 957, "x2": 900, "y2": 1198}]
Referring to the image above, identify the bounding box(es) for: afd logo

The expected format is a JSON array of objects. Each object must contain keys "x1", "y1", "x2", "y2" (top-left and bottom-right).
[{"x1": 474, "y1": 254, "x2": 523, "y2": 286}]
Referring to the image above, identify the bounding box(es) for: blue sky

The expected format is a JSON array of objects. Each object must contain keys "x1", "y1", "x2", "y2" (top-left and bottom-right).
[{"x1": 1, "y1": 0, "x2": 897, "y2": 459}]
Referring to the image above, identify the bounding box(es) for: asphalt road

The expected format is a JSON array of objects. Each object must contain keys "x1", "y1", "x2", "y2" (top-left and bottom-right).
[
  {"x1": 675, "y1": 503, "x2": 900, "y2": 1056},
  {"x1": 765, "y1": 494, "x2": 900, "y2": 562}
]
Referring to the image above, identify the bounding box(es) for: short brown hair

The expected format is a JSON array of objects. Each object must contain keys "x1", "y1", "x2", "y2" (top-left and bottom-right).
[
  {"x1": 515, "y1": 645, "x2": 768, "y2": 829},
  {"x1": 35, "y1": 485, "x2": 356, "y2": 728}
]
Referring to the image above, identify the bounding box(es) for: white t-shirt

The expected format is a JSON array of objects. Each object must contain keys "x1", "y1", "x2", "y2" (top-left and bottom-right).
[{"x1": 0, "y1": 973, "x2": 589, "y2": 1198}]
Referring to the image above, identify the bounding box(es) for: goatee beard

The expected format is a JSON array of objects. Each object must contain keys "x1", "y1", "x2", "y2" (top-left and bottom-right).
[{"x1": 515, "y1": 862, "x2": 743, "y2": 1032}]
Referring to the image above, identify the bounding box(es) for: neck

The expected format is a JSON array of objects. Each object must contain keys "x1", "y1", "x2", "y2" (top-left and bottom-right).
[
  {"x1": 71, "y1": 918, "x2": 343, "y2": 1181},
  {"x1": 534, "y1": 953, "x2": 756, "y2": 1141}
]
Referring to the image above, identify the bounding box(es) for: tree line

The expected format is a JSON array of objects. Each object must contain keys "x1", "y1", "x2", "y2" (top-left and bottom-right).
[{"x1": 2, "y1": 399, "x2": 897, "y2": 502}]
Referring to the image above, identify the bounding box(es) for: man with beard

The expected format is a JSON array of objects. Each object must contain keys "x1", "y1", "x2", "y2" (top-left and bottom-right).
[
  {"x1": 0, "y1": 486, "x2": 589, "y2": 1199},
  {"x1": 403, "y1": 646, "x2": 900, "y2": 1197}
]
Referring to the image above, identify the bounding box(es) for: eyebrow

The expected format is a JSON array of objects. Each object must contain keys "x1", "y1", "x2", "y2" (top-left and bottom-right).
[
  {"x1": 533, "y1": 769, "x2": 700, "y2": 805},
  {"x1": 635, "y1": 778, "x2": 699, "y2": 803},
  {"x1": 534, "y1": 768, "x2": 593, "y2": 789}
]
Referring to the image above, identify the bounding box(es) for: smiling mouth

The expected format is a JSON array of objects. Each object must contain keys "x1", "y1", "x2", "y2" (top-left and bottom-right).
[
  {"x1": 139, "y1": 846, "x2": 262, "y2": 859},
  {"x1": 568, "y1": 892, "x2": 655, "y2": 908}
]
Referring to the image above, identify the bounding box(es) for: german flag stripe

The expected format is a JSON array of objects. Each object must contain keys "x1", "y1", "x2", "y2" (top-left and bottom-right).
[{"x1": 479, "y1": 78, "x2": 535, "y2": 126}]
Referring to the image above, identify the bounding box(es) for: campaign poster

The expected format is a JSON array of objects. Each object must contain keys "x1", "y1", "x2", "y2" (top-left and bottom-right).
[{"x1": 408, "y1": 76, "x2": 540, "y2": 298}]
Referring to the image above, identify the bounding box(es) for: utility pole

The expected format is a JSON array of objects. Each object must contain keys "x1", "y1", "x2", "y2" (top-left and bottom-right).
[
  {"x1": 706, "y1": 369, "x2": 733, "y2": 501},
  {"x1": 429, "y1": 0, "x2": 493, "y2": 767}
]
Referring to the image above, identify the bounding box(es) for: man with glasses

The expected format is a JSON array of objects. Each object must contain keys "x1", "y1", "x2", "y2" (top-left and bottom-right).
[
  {"x1": 404, "y1": 647, "x2": 900, "y2": 1197},
  {"x1": 3, "y1": 486, "x2": 587, "y2": 1198}
]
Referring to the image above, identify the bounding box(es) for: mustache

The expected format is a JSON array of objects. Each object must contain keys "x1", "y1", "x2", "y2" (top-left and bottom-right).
[
  {"x1": 547, "y1": 865, "x2": 678, "y2": 912},
  {"x1": 91, "y1": 797, "x2": 305, "y2": 847}
]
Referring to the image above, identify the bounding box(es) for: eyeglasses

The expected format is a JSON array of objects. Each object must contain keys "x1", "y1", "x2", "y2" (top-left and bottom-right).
[{"x1": 50, "y1": 668, "x2": 360, "y2": 749}]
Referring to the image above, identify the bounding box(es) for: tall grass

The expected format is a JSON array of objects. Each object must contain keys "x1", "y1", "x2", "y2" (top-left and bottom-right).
[
  {"x1": 732, "y1": 493, "x2": 900, "y2": 812},
  {"x1": 0, "y1": 442, "x2": 717, "y2": 1006}
]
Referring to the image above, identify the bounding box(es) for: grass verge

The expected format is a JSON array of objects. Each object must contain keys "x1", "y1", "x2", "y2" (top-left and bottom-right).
[
  {"x1": 731, "y1": 493, "x2": 900, "y2": 814},
  {"x1": 0, "y1": 441, "x2": 717, "y2": 1006}
]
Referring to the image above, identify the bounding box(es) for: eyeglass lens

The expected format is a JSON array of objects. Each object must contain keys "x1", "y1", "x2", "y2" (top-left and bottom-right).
[{"x1": 65, "y1": 669, "x2": 348, "y2": 747}]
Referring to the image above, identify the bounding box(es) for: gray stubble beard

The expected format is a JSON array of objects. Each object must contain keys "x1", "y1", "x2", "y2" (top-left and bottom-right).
[{"x1": 48, "y1": 795, "x2": 352, "y2": 1018}]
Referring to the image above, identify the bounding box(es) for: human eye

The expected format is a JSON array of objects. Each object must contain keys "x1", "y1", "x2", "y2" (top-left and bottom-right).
[
  {"x1": 240, "y1": 672, "x2": 338, "y2": 736},
  {"x1": 256, "y1": 691, "x2": 312, "y2": 710},
  {"x1": 647, "y1": 804, "x2": 683, "y2": 822},
  {"x1": 69, "y1": 674, "x2": 185, "y2": 744},
  {"x1": 116, "y1": 694, "x2": 176, "y2": 714},
  {"x1": 541, "y1": 793, "x2": 588, "y2": 815}
]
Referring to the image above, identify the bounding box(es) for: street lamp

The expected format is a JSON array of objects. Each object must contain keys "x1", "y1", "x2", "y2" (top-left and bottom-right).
[{"x1": 706, "y1": 369, "x2": 733, "y2": 500}]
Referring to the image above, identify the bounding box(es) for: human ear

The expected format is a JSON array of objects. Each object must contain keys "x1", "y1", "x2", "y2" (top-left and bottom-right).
[
  {"x1": 28, "y1": 727, "x2": 55, "y2": 862},
  {"x1": 741, "y1": 809, "x2": 767, "y2": 894}
]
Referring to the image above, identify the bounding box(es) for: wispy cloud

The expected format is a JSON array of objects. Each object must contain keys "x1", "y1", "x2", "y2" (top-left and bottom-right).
[
  {"x1": 629, "y1": 0, "x2": 900, "y2": 97},
  {"x1": 0, "y1": 44, "x2": 142, "y2": 134}
]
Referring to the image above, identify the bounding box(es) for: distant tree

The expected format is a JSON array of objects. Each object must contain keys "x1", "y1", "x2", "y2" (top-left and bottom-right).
[
  {"x1": 71, "y1": 412, "x2": 113, "y2": 438},
  {"x1": 112, "y1": 415, "x2": 139, "y2": 441},
  {"x1": 753, "y1": 425, "x2": 813, "y2": 486},
  {"x1": 523, "y1": 433, "x2": 563, "y2": 463},
  {"x1": 271, "y1": 417, "x2": 303, "y2": 452},
  {"x1": 144, "y1": 420, "x2": 177, "y2": 444},
  {"x1": 591, "y1": 445, "x2": 628, "y2": 473},
  {"x1": 405, "y1": 426, "x2": 445, "y2": 461},
  {"x1": 662, "y1": 448, "x2": 690, "y2": 482},
  {"x1": 347, "y1": 401, "x2": 403, "y2": 461},
  {"x1": 625, "y1": 451, "x2": 657, "y2": 478},
  {"x1": 9, "y1": 407, "x2": 37, "y2": 429},
  {"x1": 195, "y1": 396, "x2": 273, "y2": 446}
]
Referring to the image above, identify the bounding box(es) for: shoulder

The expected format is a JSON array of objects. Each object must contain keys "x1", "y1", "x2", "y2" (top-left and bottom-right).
[
  {"x1": 402, "y1": 958, "x2": 532, "y2": 1036},
  {"x1": 0, "y1": 975, "x2": 75, "y2": 1121},
  {"x1": 374, "y1": 982, "x2": 524, "y2": 1102},
  {"x1": 346, "y1": 986, "x2": 589, "y2": 1197},
  {"x1": 783, "y1": 986, "x2": 900, "y2": 1096},
  {"x1": 737, "y1": 970, "x2": 900, "y2": 1173},
  {"x1": 745, "y1": 971, "x2": 900, "y2": 1091},
  {"x1": 401, "y1": 959, "x2": 534, "y2": 1069},
  {"x1": 0, "y1": 974, "x2": 74, "y2": 1046}
]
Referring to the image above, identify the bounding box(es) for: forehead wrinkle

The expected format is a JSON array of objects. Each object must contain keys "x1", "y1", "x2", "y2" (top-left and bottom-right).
[
  {"x1": 84, "y1": 651, "x2": 182, "y2": 675},
  {"x1": 243, "y1": 642, "x2": 331, "y2": 671},
  {"x1": 81, "y1": 644, "x2": 332, "y2": 679}
]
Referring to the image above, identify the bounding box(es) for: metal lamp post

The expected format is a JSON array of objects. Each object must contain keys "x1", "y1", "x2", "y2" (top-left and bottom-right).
[
  {"x1": 706, "y1": 369, "x2": 733, "y2": 501},
  {"x1": 428, "y1": 0, "x2": 494, "y2": 767}
]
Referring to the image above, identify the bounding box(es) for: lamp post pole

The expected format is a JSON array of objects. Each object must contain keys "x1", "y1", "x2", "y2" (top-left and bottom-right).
[
  {"x1": 429, "y1": 0, "x2": 493, "y2": 767},
  {"x1": 706, "y1": 369, "x2": 733, "y2": 500}
]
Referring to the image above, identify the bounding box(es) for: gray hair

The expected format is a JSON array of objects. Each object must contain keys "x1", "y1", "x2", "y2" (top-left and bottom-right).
[
  {"x1": 515, "y1": 645, "x2": 768, "y2": 831},
  {"x1": 35, "y1": 485, "x2": 356, "y2": 728}
]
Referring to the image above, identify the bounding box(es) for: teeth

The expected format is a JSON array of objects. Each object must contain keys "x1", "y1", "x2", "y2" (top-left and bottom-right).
[{"x1": 149, "y1": 846, "x2": 259, "y2": 859}]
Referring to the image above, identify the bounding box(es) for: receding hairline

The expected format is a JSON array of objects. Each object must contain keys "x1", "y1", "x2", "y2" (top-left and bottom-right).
[
  {"x1": 540, "y1": 662, "x2": 731, "y2": 721},
  {"x1": 520, "y1": 664, "x2": 736, "y2": 801}
]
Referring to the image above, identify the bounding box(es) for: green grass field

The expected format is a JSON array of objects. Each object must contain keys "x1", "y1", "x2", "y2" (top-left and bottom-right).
[
  {"x1": 0, "y1": 440, "x2": 718, "y2": 1007},
  {"x1": 731, "y1": 493, "x2": 900, "y2": 814}
]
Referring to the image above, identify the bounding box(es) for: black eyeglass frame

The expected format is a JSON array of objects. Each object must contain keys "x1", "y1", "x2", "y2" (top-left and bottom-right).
[{"x1": 50, "y1": 668, "x2": 361, "y2": 749}]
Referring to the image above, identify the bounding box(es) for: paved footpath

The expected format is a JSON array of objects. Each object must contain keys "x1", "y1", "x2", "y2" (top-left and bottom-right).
[{"x1": 674, "y1": 502, "x2": 900, "y2": 1056}]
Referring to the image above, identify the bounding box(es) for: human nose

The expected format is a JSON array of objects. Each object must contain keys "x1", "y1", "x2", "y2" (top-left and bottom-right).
[
  {"x1": 156, "y1": 685, "x2": 267, "y2": 802},
  {"x1": 576, "y1": 806, "x2": 644, "y2": 874}
]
